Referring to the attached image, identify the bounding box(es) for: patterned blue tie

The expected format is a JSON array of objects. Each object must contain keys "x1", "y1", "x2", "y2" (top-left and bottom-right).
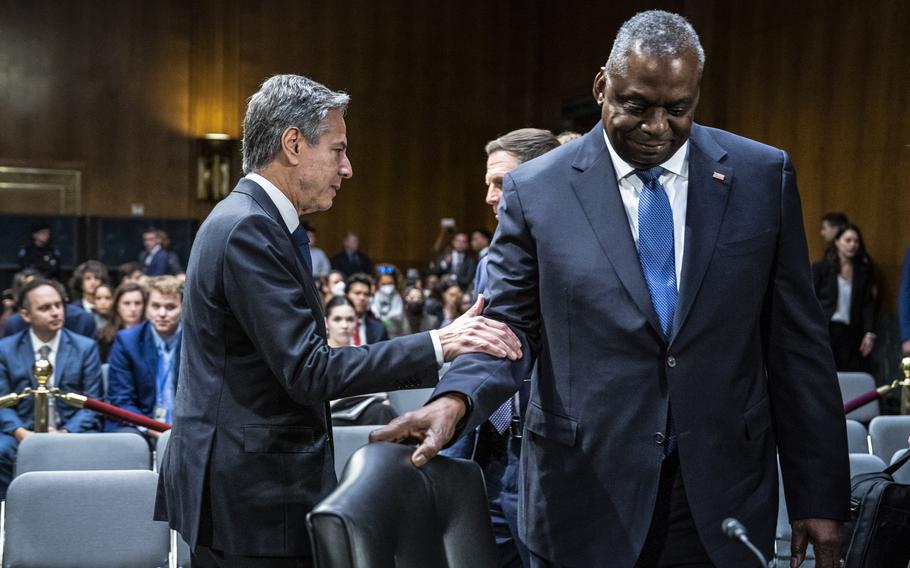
[
  {"x1": 635, "y1": 166, "x2": 677, "y2": 339},
  {"x1": 489, "y1": 398, "x2": 513, "y2": 434},
  {"x1": 291, "y1": 225, "x2": 313, "y2": 275}
]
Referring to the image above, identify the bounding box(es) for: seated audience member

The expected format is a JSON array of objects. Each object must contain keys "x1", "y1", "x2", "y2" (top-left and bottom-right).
[
  {"x1": 387, "y1": 286, "x2": 440, "y2": 337},
  {"x1": 139, "y1": 228, "x2": 170, "y2": 276},
  {"x1": 325, "y1": 296, "x2": 397, "y2": 426},
  {"x1": 438, "y1": 281, "x2": 465, "y2": 327},
  {"x1": 3, "y1": 269, "x2": 96, "y2": 339},
  {"x1": 92, "y1": 283, "x2": 114, "y2": 332},
  {"x1": 330, "y1": 231, "x2": 374, "y2": 277},
  {"x1": 812, "y1": 223, "x2": 877, "y2": 371},
  {"x1": 106, "y1": 276, "x2": 182, "y2": 439},
  {"x1": 17, "y1": 221, "x2": 62, "y2": 280},
  {"x1": 432, "y1": 231, "x2": 477, "y2": 290},
  {"x1": 345, "y1": 273, "x2": 388, "y2": 345},
  {"x1": 371, "y1": 264, "x2": 404, "y2": 325},
  {"x1": 158, "y1": 230, "x2": 184, "y2": 276},
  {"x1": 70, "y1": 260, "x2": 109, "y2": 314},
  {"x1": 326, "y1": 269, "x2": 346, "y2": 299},
  {"x1": 0, "y1": 278, "x2": 103, "y2": 498},
  {"x1": 119, "y1": 261, "x2": 145, "y2": 285},
  {"x1": 303, "y1": 222, "x2": 331, "y2": 279},
  {"x1": 819, "y1": 211, "x2": 849, "y2": 246},
  {"x1": 470, "y1": 229, "x2": 492, "y2": 259},
  {"x1": 96, "y1": 283, "x2": 148, "y2": 362}
]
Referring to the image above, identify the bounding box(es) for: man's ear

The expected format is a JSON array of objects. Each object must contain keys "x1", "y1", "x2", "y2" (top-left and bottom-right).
[
  {"x1": 19, "y1": 307, "x2": 31, "y2": 325},
  {"x1": 280, "y1": 126, "x2": 303, "y2": 165},
  {"x1": 592, "y1": 69, "x2": 606, "y2": 105}
]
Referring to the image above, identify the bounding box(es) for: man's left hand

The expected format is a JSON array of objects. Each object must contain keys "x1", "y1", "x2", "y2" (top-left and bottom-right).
[{"x1": 790, "y1": 518, "x2": 842, "y2": 568}]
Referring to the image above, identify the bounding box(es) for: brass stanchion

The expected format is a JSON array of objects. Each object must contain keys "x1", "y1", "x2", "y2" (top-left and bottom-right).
[{"x1": 31, "y1": 357, "x2": 52, "y2": 433}]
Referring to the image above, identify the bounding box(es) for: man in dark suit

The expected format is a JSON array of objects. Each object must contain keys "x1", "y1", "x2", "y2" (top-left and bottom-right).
[
  {"x1": 330, "y1": 231, "x2": 373, "y2": 277},
  {"x1": 139, "y1": 228, "x2": 170, "y2": 276},
  {"x1": 0, "y1": 278, "x2": 103, "y2": 498},
  {"x1": 345, "y1": 273, "x2": 388, "y2": 345},
  {"x1": 155, "y1": 74, "x2": 521, "y2": 567},
  {"x1": 373, "y1": 11, "x2": 848, "y2": 568},
  {"x1": 106, "y1": 275, "x2": 182, "y2": 438}
]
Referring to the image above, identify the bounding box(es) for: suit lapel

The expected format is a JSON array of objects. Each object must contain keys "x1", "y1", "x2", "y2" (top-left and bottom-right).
[
  {"x1": 141, "y1": 322, "x2": 158, "y2": 383},
  {"x1": 569, "y1": 123, "x2": 664, "y2": 338},
  {"x1": 235, "y1": 179, "x2": 326, "y2": 337},
  {"x1": 671, "y1": 125, "x2": 733, "y2": 341}
]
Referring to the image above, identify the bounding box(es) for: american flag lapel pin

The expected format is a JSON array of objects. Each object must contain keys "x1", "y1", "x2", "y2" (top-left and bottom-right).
[{"x1": 712, "y1": 171, "x2": 726, "y2": 181}]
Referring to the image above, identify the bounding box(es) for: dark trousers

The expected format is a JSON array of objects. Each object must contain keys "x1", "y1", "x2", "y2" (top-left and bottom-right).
[
  {"x1": 445, "y1": 423, "x2": 529, "y2": 567},
  {"x1": 530, "y1": 454, "x2": 713, "y2": 568},
  {"x1": 829, "y1": 321, "x2": 868, "y2": 372},
  {"x1": 191, "y1": 546, "x2": 313, "y2": 568}
]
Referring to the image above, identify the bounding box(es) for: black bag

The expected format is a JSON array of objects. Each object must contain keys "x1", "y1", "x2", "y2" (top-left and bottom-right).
[{"x1": 842, "y1": 447, "x2": 910, "y2": 567}]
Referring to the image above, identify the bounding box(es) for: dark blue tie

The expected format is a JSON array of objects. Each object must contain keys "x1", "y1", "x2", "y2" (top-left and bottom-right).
[
  {"x1": 635, "y1": 166, "x2": 677, "y2": 339},
  {"x1": 291, "y1": 225, "x2": 313, "y2": 275}
]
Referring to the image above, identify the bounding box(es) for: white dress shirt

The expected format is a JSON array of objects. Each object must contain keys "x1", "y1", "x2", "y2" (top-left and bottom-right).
[
  {"x1": 244, "y1": 173, "x2": 444, "y2": 365},
  {"x1": 604, "y1": 131, "x2": 689, "y2": 289}
]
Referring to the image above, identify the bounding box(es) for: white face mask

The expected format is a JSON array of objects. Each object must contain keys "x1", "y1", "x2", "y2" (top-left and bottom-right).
[
  {"x1": 379, "y1": 284, "x2": 395, "y2": 295},
  {"x1": 331, "y1": 282, "x2": 346, "y2": 296}
]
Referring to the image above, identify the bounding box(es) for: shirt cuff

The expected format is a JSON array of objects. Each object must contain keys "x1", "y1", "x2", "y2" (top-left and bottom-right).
[{"x1": 429, "y1": 329, "x2": 444, "y2": 367}]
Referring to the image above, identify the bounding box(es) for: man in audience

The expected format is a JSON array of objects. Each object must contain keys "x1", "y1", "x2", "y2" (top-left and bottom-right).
[
  {"x1": 17, "y1": 221, "x2": 61, "y2": 280},
  {"x1": 302, "y1": 221, "x2": 331, "y2": 278},
  {"x1": 140, "y1": 228, "x2": 170, "y2": 276},
  {"x1": 107, "y1": 276, "x2": 182, "y2": 438},
  {"x1": 470, "y1": 228, "x2": 492, "y2": 263},
  {"x1": 3, "y1": 269, "x2": 96, "y2": 339},
  {"x1": 155, "y1": 74, "x2": 520, "y2": 566},
  {"x1": 446, "y1": 128, "x2": 560, "y2": 568},
  {"x1": 331, "y1": 231, "x2": 374, "y2": 277},
  {"x1": 387, "y1": 286, "x2": 440, "y2": 337},
  {"x1": 434, "y1": 231, "x2": 476, "y2": 290},
  {"x1": 346, "y1": 272, "x2": 388, "y2": 345},
  {"x1": 820, "y1": 212, "x2": 849, "y2": 245},
  {"x1": 0, "y1": 278, "x2": 103, "y2": 498},
  {"x1": 118, "y1": 261, "x2": 145, "y2": 285},
  {"x1": 374, "y1": 11, "x2": 848, "y2": 567}
]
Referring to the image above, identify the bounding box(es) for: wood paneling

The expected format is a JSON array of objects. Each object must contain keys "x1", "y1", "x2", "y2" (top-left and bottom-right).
[{"x1": 1, "y1": 0, "x2": 907, "y2": 297}]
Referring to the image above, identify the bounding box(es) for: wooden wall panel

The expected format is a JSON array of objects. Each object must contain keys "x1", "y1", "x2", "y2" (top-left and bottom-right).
[{"x1": 0, "y1": 0, "x2": 907, "y2": 295}]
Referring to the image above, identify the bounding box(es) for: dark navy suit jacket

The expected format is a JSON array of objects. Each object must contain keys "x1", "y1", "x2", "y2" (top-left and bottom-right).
[
  {"x1": 0, "y1": 329, "x2": 103, "y2": 433},
  {"x1": 141, "y1": 248, "x2": 170, "y2": 276},
  {"x1": 107, "y1": 320, "x2": 181, "y2": 419},
  {"x1": 435, "y1": 123, "x2": 850, "y2": 566},
  {"x1": 3, "y1": 304, "x2": 96, "y2": 339},
  {"x1": 156, "y1": 178, "x2": 440, "y2": 558}
]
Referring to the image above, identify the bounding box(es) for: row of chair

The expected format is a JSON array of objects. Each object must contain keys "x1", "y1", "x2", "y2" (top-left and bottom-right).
[{"x1": 845, "y1": 415, "x2": 910, "y2": 463}]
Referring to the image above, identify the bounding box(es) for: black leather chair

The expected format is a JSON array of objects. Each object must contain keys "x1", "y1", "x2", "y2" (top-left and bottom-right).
[{"x1": 307, "y1": 442, "x2": 498, "y2": 568}]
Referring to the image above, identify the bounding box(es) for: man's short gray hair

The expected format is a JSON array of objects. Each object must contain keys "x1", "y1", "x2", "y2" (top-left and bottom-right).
[
  {"x1": 242, "y1": 74, "x2": 350, "y2": 174},
  {"x1": 606, "y1": 10, "x2": 705, "y2": 77},
  {"x1": 485, "y1": 128, "x2": 560, "y2": 165}
]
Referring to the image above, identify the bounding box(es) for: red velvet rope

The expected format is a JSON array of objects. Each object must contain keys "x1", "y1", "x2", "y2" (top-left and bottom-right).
[
  {"x1": 843, "y1": 389, "x2": 881, "y2": 414},
  {"x1": 82, "y1": 398, "x2": 171, "y2": 432}
]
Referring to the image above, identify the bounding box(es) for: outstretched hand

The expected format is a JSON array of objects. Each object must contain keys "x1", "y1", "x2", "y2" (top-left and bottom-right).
[
  {"x1": 369, "y1": 393, "x2": 466, "y2": 466},
  {"x1": 436, "y1": 295, "x2": 522, "y2": 361}
]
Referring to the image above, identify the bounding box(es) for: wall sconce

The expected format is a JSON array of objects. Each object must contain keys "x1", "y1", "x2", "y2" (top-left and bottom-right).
[{"x1": 196, "y1": 133, "x2": 236, "y2": 201}]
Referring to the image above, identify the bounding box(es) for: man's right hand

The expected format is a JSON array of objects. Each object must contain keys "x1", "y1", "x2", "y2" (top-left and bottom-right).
[
  {"x1": 436, "y1": 295, "x2": 522, "y2": 361},
  {"x1": 369, "y1": 393, "x2": 466, "y2": 466},
  {"x1": 13, "y1": 427, "x2": 32, "y2": 442}
]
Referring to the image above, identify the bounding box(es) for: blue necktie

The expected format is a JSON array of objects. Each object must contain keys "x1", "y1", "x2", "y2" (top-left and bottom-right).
[
  {"x1": 489, "y1": 398, "x2": 513, "y2": 434},
  {"x1": 156, "y1": 343, "x2": 174, "y2": 423},
  {"x1": 635, "y1": 166, "x2": 677, "y2": 339},
  {"x1": 291, "y1": 226, "x2": 313, "y2": 275}
]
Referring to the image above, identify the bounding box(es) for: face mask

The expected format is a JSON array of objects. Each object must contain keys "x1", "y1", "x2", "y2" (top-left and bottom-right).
[
  {"x1": 406, "y1": 302, "x2": 424, "y2": 316},
  {"x1": 379, "y1": 284, "x2": 395, "y2": 295},
  {"x1": 331, "y1": 282, "x2": 346, "y2": 296}
]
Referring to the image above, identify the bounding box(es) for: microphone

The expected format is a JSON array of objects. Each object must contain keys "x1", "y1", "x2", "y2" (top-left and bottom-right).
[{"x1": 721, "y1": 517, "x2": 771, "y2": 568}]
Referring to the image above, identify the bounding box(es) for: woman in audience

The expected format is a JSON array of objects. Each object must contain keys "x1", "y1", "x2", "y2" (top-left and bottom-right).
[
  {"x1": 91, "y1": 283, "x2": 114, "y2": 332},
  {"x1": 812, "y1": 222, "x2": 878, "y2": 371},
  {"x1": 96, "y1": 283, "x2": 148, "y2": 362},
  {"x1": 386, "y1": 286, "x2": 440, "y2": 337},
  {"x1": 324, "y1": 296, "x2": 397, "y2": 425},
  {"x1": 371, "y1": 264, "x2": 403, "y2": 326},
  {"x1": 438, "y1": 282, "x2": 465, "y2": 328}
]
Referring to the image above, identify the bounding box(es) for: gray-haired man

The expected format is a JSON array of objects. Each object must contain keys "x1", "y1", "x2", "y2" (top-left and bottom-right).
[{"x1": 155, "y1": 74, "x2": 521, "y2": 567}]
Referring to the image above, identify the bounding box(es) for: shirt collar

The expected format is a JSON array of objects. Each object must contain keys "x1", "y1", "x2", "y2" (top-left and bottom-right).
[
  {"x1": 150, "y1": 323, "x2": 182, "y2": 352},
  {"x1": 245, "y1": 172, "x2": 300, "y2": 234},
  {"x1": 29, "y1": 329, "x2": 61, "y2": 355},
  {"x1": 602, "y1": 129, "x2": 689, "y2": 182}
]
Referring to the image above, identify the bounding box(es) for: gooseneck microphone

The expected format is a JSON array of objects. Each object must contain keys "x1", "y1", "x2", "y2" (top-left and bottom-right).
[{"x1": 721, "y1": 517, "x2": 772, "y2": 567}]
